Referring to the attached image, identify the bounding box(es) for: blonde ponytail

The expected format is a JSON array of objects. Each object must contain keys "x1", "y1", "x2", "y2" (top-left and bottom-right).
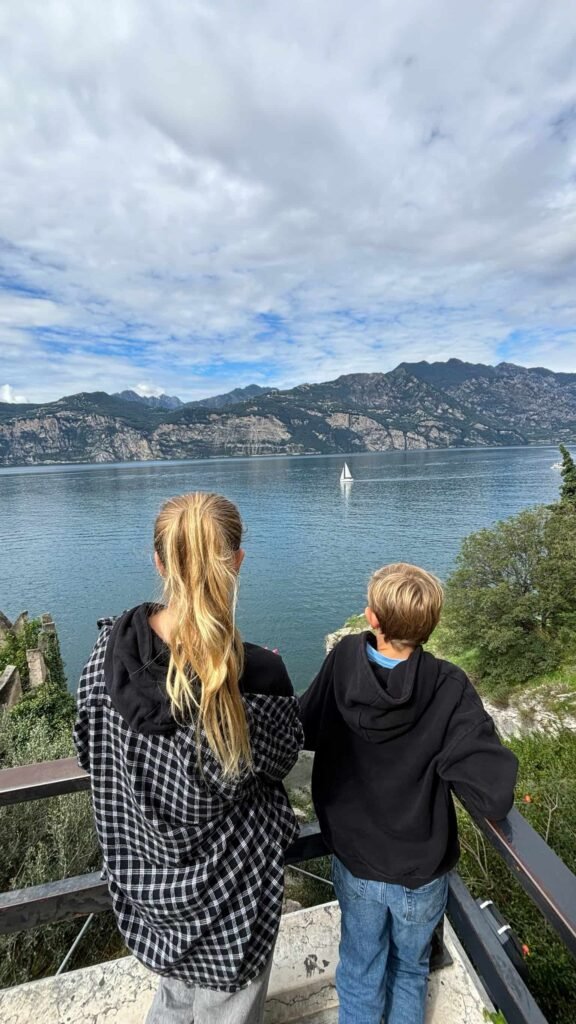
[{"x1": 154, "y1": 492, "x2": 251, "y2": 776}]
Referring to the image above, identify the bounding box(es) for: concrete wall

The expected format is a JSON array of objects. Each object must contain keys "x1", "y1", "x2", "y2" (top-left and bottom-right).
[
  {"x1": 26, "y1": 649, "x2": 47, "y2": 689},
  {"x1": 0, "y1": 610, "x2": 53, "y2": 701},
  {"x1": 0, "y1": 666, "x2": 22, "y2": 708}
]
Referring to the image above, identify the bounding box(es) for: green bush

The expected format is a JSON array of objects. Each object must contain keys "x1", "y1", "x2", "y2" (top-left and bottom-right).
[
  {"x1": 8, "y1": 687, "x2": 76, "y2": 750},
  {"x1": 40, "y1": 628, "x2": 68, "y2": 690},
  {"x1": 0, "y1": 620, "x2": 42, "y2": 683},
  {"x1": 0, "y1": 620, "x2": 125, "y2": 988},
  {"x1": 0, "y1": 619, "x2": 76, "y2": 767},
  {"x1": 0, "y1": 617, "x2": 68, "y2": 691},
  {"x1": 0, "y1": 707, "x2": 124, "y2": 988},
  {"x1": 284, "y1": 785, "x2": 333, "y2": 908},
  {"x1": 458, "y1": 730, "x2": 576, "y2": 1024}
]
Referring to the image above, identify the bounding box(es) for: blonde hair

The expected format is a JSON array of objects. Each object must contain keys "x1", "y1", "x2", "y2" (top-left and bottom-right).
[
  {"x1": 154, "y1": 492, "x2": 251, "y2": 777},
  {"x1": 367, "y1": 562, "x2": 444, "y2": 649}
]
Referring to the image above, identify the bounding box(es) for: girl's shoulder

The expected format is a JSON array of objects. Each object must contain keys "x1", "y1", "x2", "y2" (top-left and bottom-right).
[{"x1": 241, "y1": 642, "x2": 294, "y2": 697}]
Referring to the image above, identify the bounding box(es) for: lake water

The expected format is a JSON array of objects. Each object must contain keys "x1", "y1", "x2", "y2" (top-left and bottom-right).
[{"x1": 0, "y1": 447, "x2": 569, "y2": 693}]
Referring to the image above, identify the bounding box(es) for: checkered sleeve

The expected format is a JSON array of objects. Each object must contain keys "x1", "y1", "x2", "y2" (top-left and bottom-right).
[
  {"x1": 73, "y1": 619, "x2": 115, "y2": 771},
  {"x1": 245, "y1": 694, "x2": 304, "y2": 782}
]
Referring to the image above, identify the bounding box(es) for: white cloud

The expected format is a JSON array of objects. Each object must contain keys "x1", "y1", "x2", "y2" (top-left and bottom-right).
[
  {"x1": 134, "y1": 382, "x2": 165, "y2": 398},
  {"x1": 0, "y1": 384, "x2": 29, "y2": 403},
  {"x1": 0, "y1": 0, "x2": 575, "y2": 401}
]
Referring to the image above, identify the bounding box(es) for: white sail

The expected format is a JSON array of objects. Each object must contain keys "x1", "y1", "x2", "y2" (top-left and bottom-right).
[{"x1": 340, "y1": 462, "x2": 353, "y2": 482}]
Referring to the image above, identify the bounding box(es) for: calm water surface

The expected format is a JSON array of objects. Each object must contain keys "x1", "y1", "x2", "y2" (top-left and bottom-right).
[{"x1": 0, "y1": 447, "x2": 568, "y2": 692}]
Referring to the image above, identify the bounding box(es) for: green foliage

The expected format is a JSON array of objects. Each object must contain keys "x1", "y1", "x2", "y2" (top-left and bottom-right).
[
  {"x1": 285, "y1": 855, "x2": 333, "y2": 908},
  {"x1": 344, "y1": 613, "x2": 368, "y2": 630},
  {"x1": 419, "y1": 492, "x2": 576, "y2": 1020},
  {"x1": 0, "y1": 622, "x2": 125, "y2": 988},
  {"x1": 458, "y1": 730, "x2": 576, "y2": 1024},
  {"x1": 0, "y1": 620, "x2": 42, "y2": 683},
  {"x1": 5, "y1": 688, "x2": 76, "y2": 762},
  {"x1": 439, "y1": 504, "x2": 576, "y2": 695},
  {"x1": 284, "y1": 785, "x2": 334, "y2": 907},
  {"x1": 558, "y1": 445, "x2": 576, "y2": 507},
  {"x1": 40, "y1": 629, "x2": 67, "y2": 689},
  {"x1": 0, "y1": 618, "x2": 76, "y2": 764},
  {"x1": 0, "y1": 618, "x2": 67, "y2": 691},
  {"x1": 0, "y1": 706, "x2": 123, "y2": 988}
]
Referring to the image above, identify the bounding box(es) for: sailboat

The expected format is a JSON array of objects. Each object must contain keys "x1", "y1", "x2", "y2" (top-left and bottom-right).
[{"x1": 340, "y1": 462, "x2": 353, "y2": 483}]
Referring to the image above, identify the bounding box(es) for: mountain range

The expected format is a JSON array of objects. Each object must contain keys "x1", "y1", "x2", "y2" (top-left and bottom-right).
[
  {"x1": 1, "y1": 360, "x2": 575, "y2": 466},
  {"x1": 113, "y1": 383, "x2": 272, "y2": 411}
]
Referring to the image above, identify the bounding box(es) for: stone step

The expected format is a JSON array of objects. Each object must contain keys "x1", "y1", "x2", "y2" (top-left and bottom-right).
[
  {"x1": 289, "y1": 919, "x2": 495, "y2": 1024},
  {"x1": 0, "y1": 902, "x2": 493, "y2": 1024}
]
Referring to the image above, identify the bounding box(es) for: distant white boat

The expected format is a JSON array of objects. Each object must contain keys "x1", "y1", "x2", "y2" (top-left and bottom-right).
[
  {"x1": 551, "y1": 462, "x2": 562, "y2": 470},
  {"x1": 340, "y1": 462, "x2": 353, "y2": 482}
]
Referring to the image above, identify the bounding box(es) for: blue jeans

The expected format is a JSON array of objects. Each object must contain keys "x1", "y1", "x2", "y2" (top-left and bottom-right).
[{"x1": 332, "y1": 857, "x2": 448, "y2": 1024}]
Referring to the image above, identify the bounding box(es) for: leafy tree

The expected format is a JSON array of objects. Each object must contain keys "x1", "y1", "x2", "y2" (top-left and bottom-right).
[
  {"x1": 439, "y1": 505, "x2": 576, "y2": 694},
  {"x1": 558, "y1": 444, "x2": 576, "y2": 507}
]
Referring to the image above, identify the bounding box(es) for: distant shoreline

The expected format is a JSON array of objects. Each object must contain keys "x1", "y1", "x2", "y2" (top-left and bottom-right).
[{"x1": 0, "y1": 440, "x2": 571, "y2": 475}]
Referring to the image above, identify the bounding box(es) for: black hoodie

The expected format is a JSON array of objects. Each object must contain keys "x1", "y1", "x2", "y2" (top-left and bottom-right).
[
  {"x1": 103, "y1": 602, "x2": 294, "y2": 735},
  {"x1": 299, "y1": 632, "x2": 518, "y2": 888}
]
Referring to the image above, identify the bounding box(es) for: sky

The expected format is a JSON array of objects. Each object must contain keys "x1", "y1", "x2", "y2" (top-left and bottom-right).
[{"x1": 0, "y1": 1, "x2": 576, "y2": 404}]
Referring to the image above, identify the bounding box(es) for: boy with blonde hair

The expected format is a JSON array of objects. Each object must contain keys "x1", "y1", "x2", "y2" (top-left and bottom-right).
[{"x1": 300, "y1": 562, "x2": 517, "y2": 1024}]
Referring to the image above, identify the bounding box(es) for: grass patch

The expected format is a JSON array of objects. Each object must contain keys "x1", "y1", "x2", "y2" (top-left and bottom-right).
[{"x1": 343, "y1": 613, "x2": 368, "y2": 630}]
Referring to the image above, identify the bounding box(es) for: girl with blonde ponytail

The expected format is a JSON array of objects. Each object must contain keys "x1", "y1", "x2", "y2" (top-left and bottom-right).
[
  {"x1": 74, "y1": 492, "x2": 303, "y2": 1024},
  {"x1": 153, "y1": 492, "x2": 250, "y2": 776}
]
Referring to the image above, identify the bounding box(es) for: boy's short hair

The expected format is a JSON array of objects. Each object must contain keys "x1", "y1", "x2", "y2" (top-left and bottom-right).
[{"x1": 367, "y1": 562, "x2": 444, "y2": 647}]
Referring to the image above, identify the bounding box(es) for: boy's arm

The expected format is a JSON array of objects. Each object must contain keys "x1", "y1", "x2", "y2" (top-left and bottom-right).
[
  {"x1": 298, "y1": 648, "x2": 336, "y2": 751},
  {"x1": 438, "y1": 686, "x2": 518, "y2": 821}
]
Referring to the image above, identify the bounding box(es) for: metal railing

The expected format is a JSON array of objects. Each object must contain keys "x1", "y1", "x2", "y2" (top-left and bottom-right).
[{"x1": 1, "y1": 756, "x2": 575, "y2": 1024}]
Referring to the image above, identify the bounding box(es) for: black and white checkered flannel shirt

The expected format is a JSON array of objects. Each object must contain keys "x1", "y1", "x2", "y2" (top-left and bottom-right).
[{"x1": 73, "y1": 619, "x2": 303, "y2": 991}]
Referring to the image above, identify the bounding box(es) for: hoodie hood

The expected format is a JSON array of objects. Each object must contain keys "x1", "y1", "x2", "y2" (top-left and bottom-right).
[
  {"x1": 102, "y1": 604, "x2": 297, "y2": 737},
  {"x1": 104, "y1": 604, "x2": 176, "y2": 736},
  {"x1": 333, "y1": 632, "x2": 441, "y2": 742}
]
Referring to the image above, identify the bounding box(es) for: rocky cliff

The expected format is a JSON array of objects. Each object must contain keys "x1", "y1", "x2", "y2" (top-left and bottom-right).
[{"x1": 1, "y1": 360, "x2": 575, "y2": 466}]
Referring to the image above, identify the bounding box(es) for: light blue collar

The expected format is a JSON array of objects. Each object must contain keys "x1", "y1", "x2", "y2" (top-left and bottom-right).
[{"x1": 366, "y1": 643, "x2": 403, "y2": 669}]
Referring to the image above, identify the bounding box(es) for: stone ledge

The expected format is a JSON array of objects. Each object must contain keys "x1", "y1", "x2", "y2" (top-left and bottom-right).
[
  {"x1": 0, "y1": 903, "x2": 340, "y2": 1024},
  {"x1": 0, "y1": 904, "x2": 493, "y2": 1024}
]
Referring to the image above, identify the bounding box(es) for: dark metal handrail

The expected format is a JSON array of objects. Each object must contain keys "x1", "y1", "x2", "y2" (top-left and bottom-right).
[
  {"x1": 1, "y1": 757, "x2": 575, "y2": 960},
  {"x1": 0, "y1": 872, "x2": 109, "y2": 934},
  {"x1": 0, "y1": 820, "x2": 553, "y2": 1024},
  {"x1": 0, "y1": 756, "x2": 88, "y2": 805},
  {"x1": 477, "y1": 808, "x2": 576, "y2": 955},
  {"x1": 2, "y1": 758, "x2": 576, "y2": 1024},
  {"x1": 448, "y1": 872, "x2": 548, "y2": 1024},
  {"x1": 0, "y1": 821, "x2": 329, "y2": 935}
]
